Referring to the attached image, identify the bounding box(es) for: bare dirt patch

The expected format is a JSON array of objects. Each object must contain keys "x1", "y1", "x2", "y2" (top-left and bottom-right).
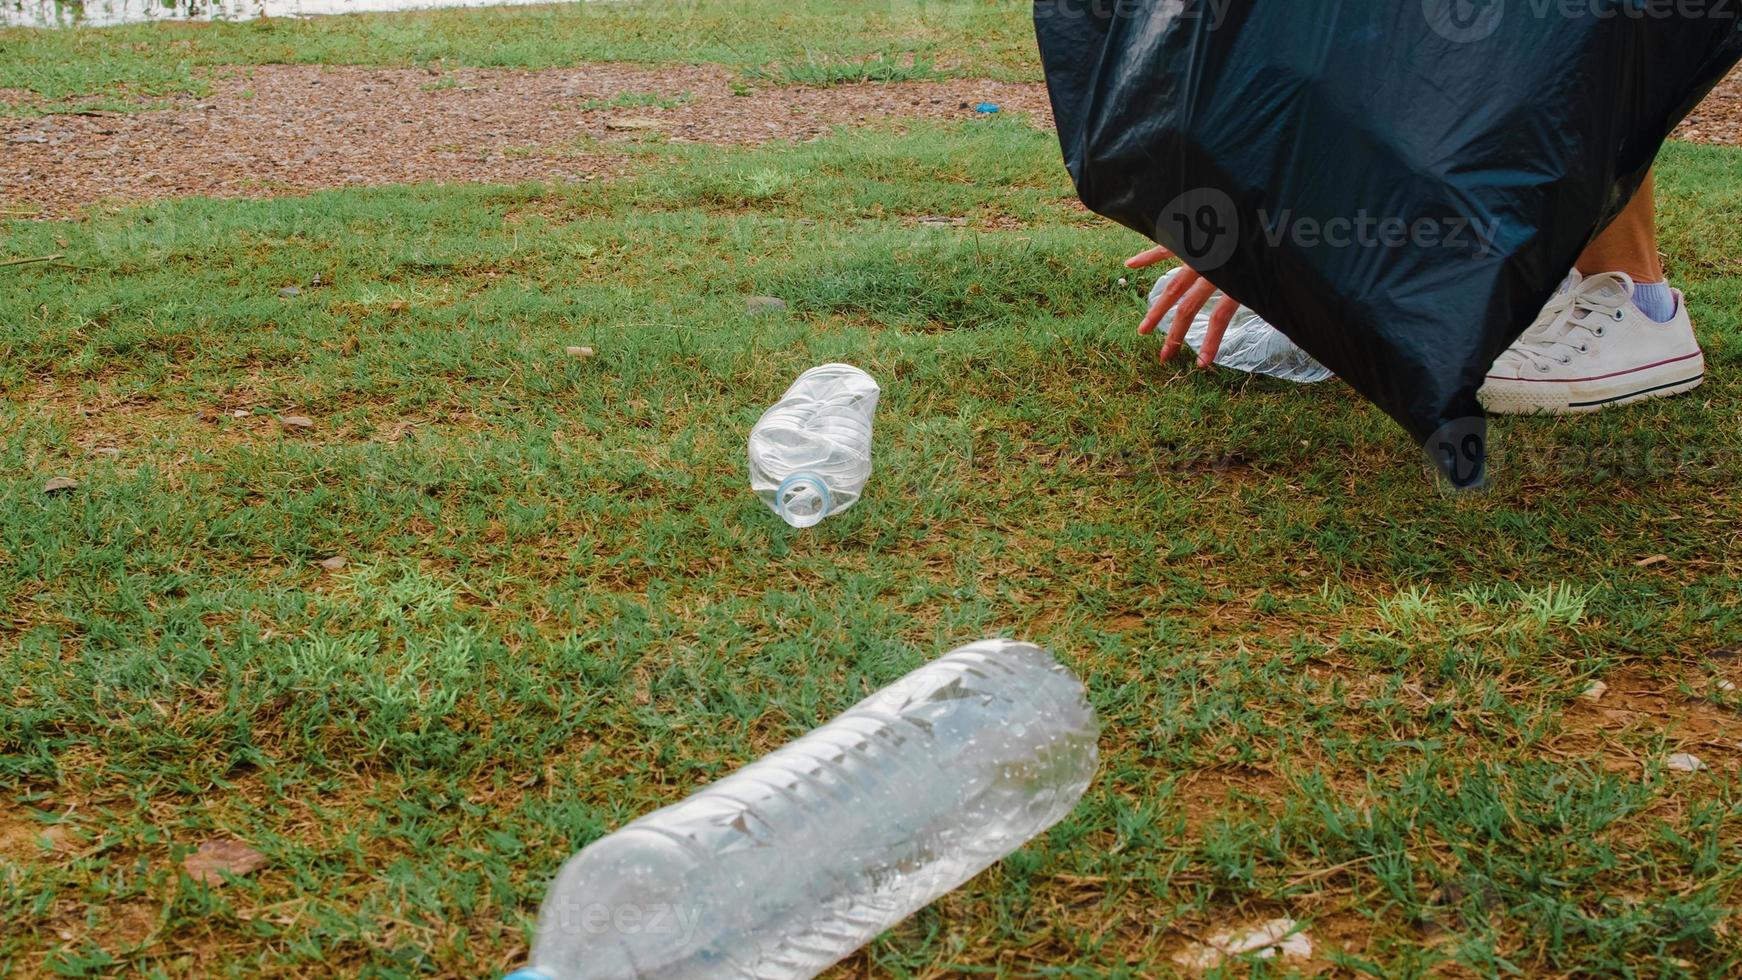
[
  {"x1": 0, "y1": 805, "x2": 78, "y2": 864},
  {"x1": 1, "y1": 63, "x2": 1052, "y2": 217},
  {"x1": 1551, "y1": 663, "x2": 1742, "y2": 774},
  {"x1": 1165, "y1": 766, "x2": 1293, "y2": 832},
  {"x1": 0, "y1": 806, "x2": 50, "y2": 862}
]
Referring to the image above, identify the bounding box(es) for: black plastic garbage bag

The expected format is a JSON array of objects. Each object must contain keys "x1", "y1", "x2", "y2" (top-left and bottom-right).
[{"x1": 1036, "y1": 0, "x2": 1742, "y2": 486}]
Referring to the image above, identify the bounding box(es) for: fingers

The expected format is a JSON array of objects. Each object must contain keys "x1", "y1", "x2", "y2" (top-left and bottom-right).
[
  {"x1": 1124, "y1": 245, "x2": 1175, "y2": 269},
  {"x1": 1197, "y1": 295, "x2": 1239, "y2": 368},
  {"x1": 1137, "y1": 268, "x2": 1200, "y2": 336},
  {"x1": 1160, "y1": 278, "x2": 1216, "y2": 363}
]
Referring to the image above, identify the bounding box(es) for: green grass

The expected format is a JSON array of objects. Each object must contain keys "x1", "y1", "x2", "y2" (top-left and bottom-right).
[
  {"x1": 0, "y1": 0, "x2": 1037, "y2": 109},
  {"x1": 574, "y1": 90, "x2": 693, "y2": 112},
  {"x1": 745, "y1": 52, "x2": 945, "y2": 88},
  {"x1": 2, "y1": 114, "x2": 1740, "y2": 975}
]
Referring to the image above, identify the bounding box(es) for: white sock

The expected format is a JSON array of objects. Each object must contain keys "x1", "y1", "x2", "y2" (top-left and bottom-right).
[{"x1": 1631, "y1": 280, "x2": 1677, "y2": 323}]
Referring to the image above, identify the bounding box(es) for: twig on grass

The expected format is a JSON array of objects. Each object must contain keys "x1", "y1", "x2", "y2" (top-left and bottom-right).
[{"x1": 1, "y1": 253, "x2": 64, "y2": 268}]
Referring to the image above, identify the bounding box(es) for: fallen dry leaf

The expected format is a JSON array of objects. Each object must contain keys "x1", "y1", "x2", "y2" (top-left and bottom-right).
[
  {"x1": 1579, "y1": 680, "x2": 1609, "y2": 702},
  {"x1": 1666, "y1": 753, "x2": 1705, "y2": 773},
  {"x1": 1634, "y1": 554, "x2": 1670, "y2": 568},
  {"x1": 37, "y1": 824, "x2": 77, "y2": 855},
  {"x1": 917, "y1": 214, "x2": 968, "y2": 227},
  {"x1": 1173, "y1": 918, "x2": 1312, "y2": 971},
  {"x1": 317, "y1": 556, "x2": 347, "y2": 571},
  {"x1": 229, "y1": 409, "x2": 251, "y2": 419},
  {"x1": 379, "y1": 419, "x2": 425, "y2": 443},
  {"x1": 565, "y1": 345, "x2": 596, "y2": 359},
  {"x1": 745, "y1": 295, "x2": 787, "y2": 313},
  {"x1": 182, "y1": 839, "x2": 267, "y2": 885},
  {"x1": 42, "y1": 476, "x2": 79, "y2": 493},
  {"x1": 280, "y1": 415, "x2": 315, "y2": 429}
]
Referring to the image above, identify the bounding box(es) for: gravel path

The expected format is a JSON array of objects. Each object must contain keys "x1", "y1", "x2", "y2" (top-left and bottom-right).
[
  {"x1": 1677, "y1": 61, "x2": 1742, "y2": 146},
  {"x1": 2, "y1": 61, "x2": 1736, "y2": 217},
  {"x1": 0, "y1": 64, "x2": 1053, "y2": 216}
]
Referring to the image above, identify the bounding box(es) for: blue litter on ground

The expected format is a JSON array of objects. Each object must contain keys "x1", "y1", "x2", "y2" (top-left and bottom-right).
[{"x1": 974, "y1": 102, "x2": 1000, "y2": 114}]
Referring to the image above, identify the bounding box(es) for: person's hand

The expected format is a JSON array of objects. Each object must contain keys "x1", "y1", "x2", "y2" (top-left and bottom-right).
[{"x1": 1125, "y1": 245, "x2": 1238, "y2": 367}]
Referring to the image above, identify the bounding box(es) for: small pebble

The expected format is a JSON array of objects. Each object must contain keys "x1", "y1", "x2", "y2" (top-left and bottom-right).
[
  {"x1": 317, "y1": 556, "x2": 347, "y2": 571},
  {"x1": 1579, "y1": 680, "x2": 1608, "y2": 702},
  {"x1": 278, "y1": 286, "x2": 301, "y2": 298},
  {"x1": 1717, "y1": 679, "x2": 1737, "y2": 692},
  {"x1": 1666, "y1": 753, "x2": 1704, "y2": 773},
  {"x1": 745, "y1": 296, "x2": 787, "y2": 314}
]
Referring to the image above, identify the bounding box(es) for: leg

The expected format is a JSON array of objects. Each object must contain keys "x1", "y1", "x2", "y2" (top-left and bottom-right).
[{"x1": 1576, "y1": 170, "x2": 1662, "y2": 282}]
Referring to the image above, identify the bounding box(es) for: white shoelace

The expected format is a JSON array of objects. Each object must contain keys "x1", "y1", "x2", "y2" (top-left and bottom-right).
[{"x1": 1500, "y1": 271, "x2": 1635, "y2": 373}]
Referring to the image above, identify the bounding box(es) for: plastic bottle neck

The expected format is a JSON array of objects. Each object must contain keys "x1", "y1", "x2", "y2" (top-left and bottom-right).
[{"x1": 776, "y1": 473, "x2": 832, "y2": 528}]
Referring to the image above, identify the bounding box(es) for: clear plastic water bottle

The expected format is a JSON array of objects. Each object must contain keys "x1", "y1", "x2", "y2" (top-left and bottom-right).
[
  {"x1": 1147, "y1": 269, "x2": 1333, "y2": 383},
  {"x1": 505, "y1": 639, "x2": 1099, "y2": 980},
  {"x1": 747, "y1": 364, "x2": 880, "y2": 528}
]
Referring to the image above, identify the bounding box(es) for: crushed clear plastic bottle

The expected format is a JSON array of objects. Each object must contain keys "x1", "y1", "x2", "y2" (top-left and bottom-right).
[
  {"x1": 506, "y1": 639, "x2": 1099, "y2": 980},
  {"x1": 747, "y1": 364, "x2": 880, "y2": 528},
  {"x1": 1148, "y1": 268, "x2": 1333, "y2": 383}
]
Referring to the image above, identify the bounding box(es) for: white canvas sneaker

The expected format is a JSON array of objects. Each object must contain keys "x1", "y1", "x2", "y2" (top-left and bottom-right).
[
  {"x1": 1519, "y1": 269, "x2": 1584, "y2": 338},
  {"x1": 1479, "y1": 271, "x2": 1704, "y2": 414}
]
